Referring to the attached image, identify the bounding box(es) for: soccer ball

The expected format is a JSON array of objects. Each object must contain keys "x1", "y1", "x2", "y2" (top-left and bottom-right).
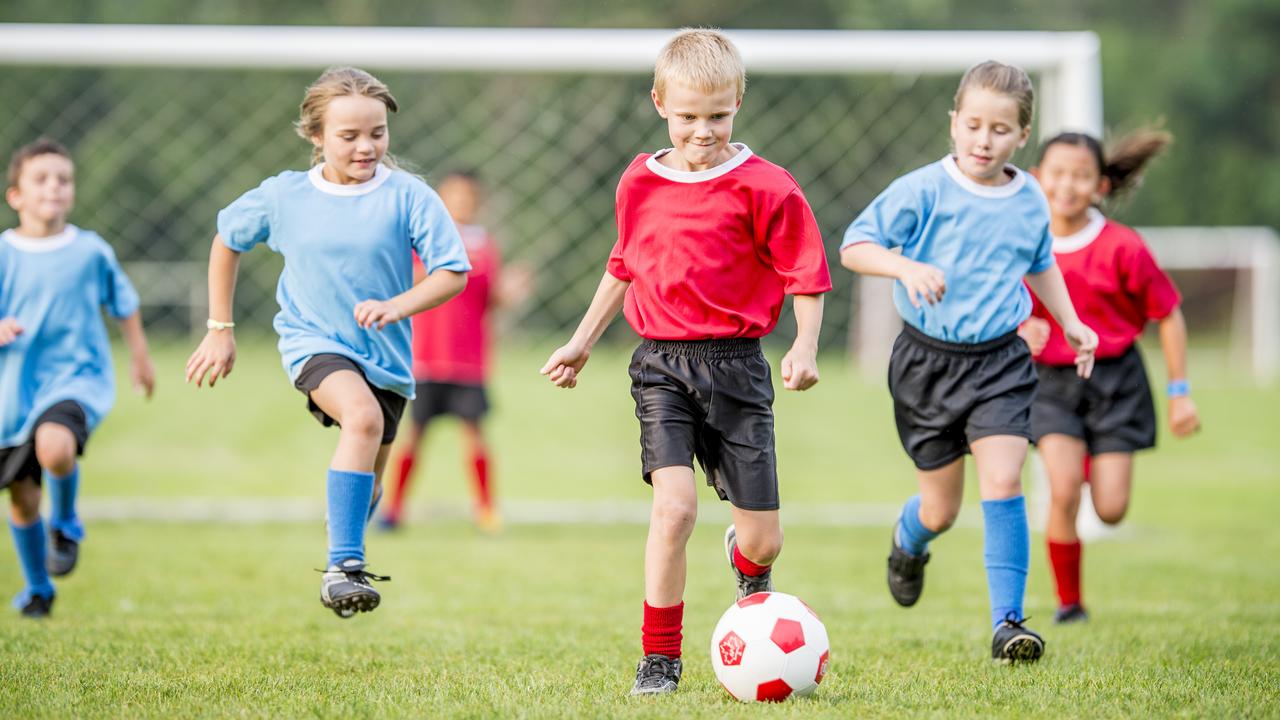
[{"x1": 710, "y1": 591, "x2": 830, "y2": 702}]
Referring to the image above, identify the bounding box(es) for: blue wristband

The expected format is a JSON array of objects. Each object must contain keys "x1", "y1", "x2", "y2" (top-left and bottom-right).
[{"x1": 1167, "y1": 379, "x2": 1190, "y2": 398}]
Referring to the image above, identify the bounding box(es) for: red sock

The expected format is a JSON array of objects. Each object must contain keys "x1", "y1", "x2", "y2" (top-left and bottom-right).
[
  {"x1": 642, "y1": 602, "x2": 684, "y2": 658},
  {"x1": 471, "y1": 450, "x2": 492, "y2": 510},
  {"x1": 733, "y1": 545, "x2": 771, "y2": 577},
  {"x1": 1047, "y1": 539, "x2": 1083, "y2": 607},
  {"x1": 1082, "y1": 455, "x2": 1092, "y2": 483},
  {"x1": 386, "y1": 451, "x2": 415, "y2": 520}
]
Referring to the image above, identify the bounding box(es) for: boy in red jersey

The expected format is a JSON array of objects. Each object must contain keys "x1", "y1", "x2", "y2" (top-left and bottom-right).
[
  {"x1": 540, "y1": 29, "x2": 831, "y2": 696},
  {"x1": 1021, "y1": 129, "x2": 1200, "y2": 624},
  {"x1": 381, "y1": 171, "x2": 524, "y2": 533}
]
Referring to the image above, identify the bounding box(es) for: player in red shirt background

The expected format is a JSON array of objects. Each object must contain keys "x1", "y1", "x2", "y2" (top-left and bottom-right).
[
  {"x1": 379, "y1": 171, "x2": 530, "y2": 534},
  {"x1": 1020, "y1": 129, "x2": 1201, "y2": 624}
]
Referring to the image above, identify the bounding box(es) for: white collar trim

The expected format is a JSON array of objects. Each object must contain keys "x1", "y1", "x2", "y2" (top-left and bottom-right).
[
  {"x1": 645, "y1": 143, "x2": 753, "y2": 183},
  {"x1": 308, "y1": 163, "x2": 392, "y2": 196},
  {"x1": 1052, "y1": 207, "x2": 1106, "y2": 253},
  {"x1": 941, "y1": 155, "x2": 1025, "y2": 198},
  {"x1": 2, "y1": 225, "x2": 78, "y2": 253}
]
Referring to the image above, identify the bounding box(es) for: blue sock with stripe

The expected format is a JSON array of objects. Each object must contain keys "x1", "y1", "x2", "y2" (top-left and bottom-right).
[
  {"x1": 896, "y1": 495, "x2": 940, "y2": 556},
  {"x1": 9, "y1": 517, "x2": 55, "y2": 606},
  {"x1": 327, "y1": 469, "x2": 374, "y2": 567},
  {"x1": 47, "y1": 464, "x2": 85, "y2": 541},
  {"x1": 982, "y1": 496, "x2": 1030, "y2": 628}
]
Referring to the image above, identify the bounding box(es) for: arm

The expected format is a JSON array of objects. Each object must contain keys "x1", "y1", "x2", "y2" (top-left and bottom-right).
[
  {"x1": 1025, "y1": 265, "x2": 1098, "y2": 378},
  {"x1": 184, "y1": 236, "x2": 241, "y2": 387},
  {"x1": 117, "y1": 311, "x2": 155, "y2": 398},
  {"x1": 840, "y1": 243, "x2": 945, "y2": 308},
  {"x1": 353, "y1": 269, "x2": 468, "y2": 330},
  {"x1": 1158, "y1": 306, "x2": 1200, "y2": 436},
  {"x1": 781, "y1": 294, "x2": 824, "y2": 391},
  {"x1": 539, "y1": 272, "x2": 630, "y2": 389}
]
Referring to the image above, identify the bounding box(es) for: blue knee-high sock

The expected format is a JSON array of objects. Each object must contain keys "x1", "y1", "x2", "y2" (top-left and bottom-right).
[
  {"x1": 896, "y1": 495, "x2": 940, "y2": 556},
  {"x1": 327, "y1": 469, "x2": 375, "y2": 567},
  {"x1": 982, "y1": 496, "x2": 1030, "y2": 628},
  {"x1": 10, "y1": 518, "x2": 55, "y2": 605},
  {"x1": 47, "y1": 464, "x2": 84, "y2": 541}
]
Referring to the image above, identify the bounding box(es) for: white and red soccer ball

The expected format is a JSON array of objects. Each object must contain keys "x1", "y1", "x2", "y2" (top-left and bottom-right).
[{"x1": 710, "y1": 591, "x2": 830, "y2": 702}]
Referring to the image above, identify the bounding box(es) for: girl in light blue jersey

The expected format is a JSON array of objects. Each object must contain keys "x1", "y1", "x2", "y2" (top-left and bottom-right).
[
  {"x1": 185, "y1": 68, "x2": 470, "y2": 618},
  {"x1": 1, "y1": 138, "x2": 156, "y2": 618},
  {"x1": 840, "y1": 61, "x2": 1099, "y2": 663}
]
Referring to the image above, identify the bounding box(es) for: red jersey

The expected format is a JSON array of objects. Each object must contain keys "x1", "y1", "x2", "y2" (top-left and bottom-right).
[
  {"x1": 606, "y1": 145, "x2": 832, "y2": 340},
  {"x1": 1030, "y1": 209, "x2": 1180, "y2": 366},
  {"x1": 411, "y1": 224, "x2": 499, "y2": 384}
]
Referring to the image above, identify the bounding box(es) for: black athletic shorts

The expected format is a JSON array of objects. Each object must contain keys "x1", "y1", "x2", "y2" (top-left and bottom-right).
[
  {"x1": 628, "y1": 338, "x2": 779, "y2": 511},
  {"x1": 1032, "y1": 344, "x2": 1156, "y2": 454},
  {"x1": 293, "y1": 354, "x2": 407, "y2": 445},
  {"x1": 0, "y1": 400, "x2": 89, "y2": 491},
  {"x1": 411, "y1": 381, "x2": 489, "y2": 425},
  {"x1": 888, "y1": 324, "x2": 1037, "y2": 470}
]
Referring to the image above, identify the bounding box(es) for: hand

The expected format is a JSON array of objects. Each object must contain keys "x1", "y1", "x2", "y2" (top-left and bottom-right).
[
  {"x1": 185, "y1": 330, "x2": 237, "y2": 388},
  {"x1": 1018, "y1": 317, "x2": 1051, "y2": 356},
  {"x1": 539, "y1": 342, "x2": 590, "y2": 389},
  {"x1": 131, "y1": 352, "x2": 156, "y2": 399},
  {"x1": 1061, "y1": 320, "x2": 1098, "y2": 379},
  {"x1": 1168, "y1": 395, "x2": 1201, "y2": 437},
  {"x1": 781, "y1": 344, "x2": 819, "y2": 391},
  {"x1": 354, "y1": 299, "x2": 404, "y2": 330},
  {"x1": 0, "y1": 317, "x2": 22, "y2": 347},
  {"x1": 898, "y1": 260, "x2": 946, "y2": 308}
]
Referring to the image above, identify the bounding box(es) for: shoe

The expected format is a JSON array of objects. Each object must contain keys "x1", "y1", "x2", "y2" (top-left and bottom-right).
[
  {"x1": 17, "y1": 591, "x2": 54, "y2": 619},
  {"x1": 376, "y1": 515, "x2": 400, "y2": 532},
  {"x1": 724, "y1": 525, "x2": 773, "y2": 600},
  {"x1": 319, "y1": 559, "x2": 389, "y2": 619},
  {"x1": 475, "y1": 507, "x2": 503, "y2": 535},
  {"x1": 992, "y1": 614, "x2": 1045, "y2": 664},
  {"x1": 887, "y1": 521, "x2": 929, "y2": 607},
  {"x1": 629, "y1": 654, "x2": 682, "y2": 695},
  {"x1": 47, "y1": 528, "x2": 80, "y2": 577},
  {"x1": 1053, "y1": 603, "x2": 1089, "y2": 624}
]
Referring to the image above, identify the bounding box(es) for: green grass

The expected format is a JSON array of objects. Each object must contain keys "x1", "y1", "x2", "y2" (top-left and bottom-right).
[{"x1": 2, "y1": 341, "x2": 1278, "y2": 718}]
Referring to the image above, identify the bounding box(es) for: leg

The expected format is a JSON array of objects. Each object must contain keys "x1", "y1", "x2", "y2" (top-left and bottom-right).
[
  {"x1": 35, "y1": 422, "x2": 84, "y2": 575},
  {"x1": 644, "y1": 466, "x2": 698, "y2": 608},
  {"x1": 462, "y1": 420, "x2": 493, "y2": 511},
  {"x1": 1088, "y1": 452, "x2": 1134, "y2": 525},
  {"x1": 383, "y1": 420, "x2": 427, "y2": 527},
  {"x1": 724, "y1": 507, "x2": 781, "y2": 599},
  {"x1": 368, "y1": 442, "x2": 393, "y2": 523},
  {"x1": 971, "y1": 435, "x2": 1032, "y2": 629},
  {"x1": 1038, "y1": 434, "x2": 1089, "y2": 616},
  {"x1": 310, "y1": 370, "x2": 385, "y2": 474},
  {"x1": 8, "y1": 477, "x2": 55, "y2": 614},
  {"x1": 887, "y1": 458, "x2": 965, "y2": 607}
]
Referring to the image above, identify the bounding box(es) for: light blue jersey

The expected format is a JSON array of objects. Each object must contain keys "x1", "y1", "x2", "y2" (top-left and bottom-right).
[
  {"x1": 217, "y1": 164, "x2": 470, "y2": 398},
  {"x1": 0, "y1": 226, "x2": 139, "y2": 448},
  {"x1": 842, "y1": 156, "x2": 1055, "y2": 344}
]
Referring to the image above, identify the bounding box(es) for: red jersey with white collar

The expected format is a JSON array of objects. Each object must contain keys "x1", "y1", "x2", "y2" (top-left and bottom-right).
[
  {"x1": 411, "y1": 224, "x2": 498, "y2": 383},
  {"x1": 1031, "y1": 209, "x2": 1180, "y2": 366},
  {"x1": 606, "y1": 144, "x2": 831, "y2": 340}
]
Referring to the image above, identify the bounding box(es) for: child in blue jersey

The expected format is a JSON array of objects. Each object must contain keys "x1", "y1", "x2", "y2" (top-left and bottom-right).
[
  {"x1": 840, "y1": 61, "x2": 1099, "y2": 663},
  {"x1": 185, "y1": 67, "x2": 470, "y2": 618},
  {"x1": 1, "y1": 138, "x2": 156, "y2": 618}
]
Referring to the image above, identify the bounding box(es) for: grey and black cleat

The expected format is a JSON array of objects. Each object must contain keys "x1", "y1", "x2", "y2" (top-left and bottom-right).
[
  {"x1": 47, "y1": 528, "x2": 80, "y2": 577},
  {"x1": 17, "y1": 592, "x2": 54, "y2": 619},
  {"x1": 1053, "y1": 603, "x2": 1089, "y2": 624},
  {"x1": 887, "y1": 521, "x2": 930, "y2": 607},
  {"x1": 724, "y1": 525, "x2": 773, "y2": 600},
  {"x1": 318, "y1": 559, "x2": 389, "y2": 619},
  {"x1": 992, "y1": 614, "x2": 1045, "y2": 664},
  {"x1": 629, "y1": 654, "x2": 683, "y2": 696}
]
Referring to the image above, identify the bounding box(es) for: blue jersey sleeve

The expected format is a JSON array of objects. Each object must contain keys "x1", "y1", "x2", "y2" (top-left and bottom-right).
[
  {"x1": 217, "y1": 178, "x2": 275, "y2": 253},
  {"x1": 98, "y1": 241, "x2": 141, "y2": 319},
  {"x1": 408, "y1": 182, "x2": 470, "y2": 274},
  {"x1": 1028, "y1": 219, "x2": 1055, "y2": 274},
  {"x1": 841, "y1": 176, "x2": 926, "y2": 250}
]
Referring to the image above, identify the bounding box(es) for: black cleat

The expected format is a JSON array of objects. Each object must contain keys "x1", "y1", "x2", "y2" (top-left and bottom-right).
[
  {"x1": 18, "y1": 592, "x2": 54, "y2": 619},
  {"x1": 724, "y1": 525, "x2": 773, "y2": 600},
  {"x1": 1053, "y1": 603, "x2": 1089, "y2": 624},
  {"x1": 629, "y1": 654, "x2": 682, "y2": 696},
  {"x1": 887, "y1": 521, "x2": 929, "y2": 607},
  {"x1": 318, "y1": 559, "x2": 389, "y2": 619},
  {"x1": 47, "y1": 529, "x2": 80, "y2": 577},
  {"x1": 992, "y1": 614, "x2": 1045, "y2": 664}
]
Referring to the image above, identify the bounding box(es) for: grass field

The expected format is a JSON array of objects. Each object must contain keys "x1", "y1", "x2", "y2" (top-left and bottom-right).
[{"x1": 2, "y1": 340, "x2": 1278, "y2": 718}]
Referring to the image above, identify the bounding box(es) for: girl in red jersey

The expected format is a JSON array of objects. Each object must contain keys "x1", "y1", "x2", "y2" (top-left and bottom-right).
[{"x1": 1021, "y1": 129, "x2": 1201, "y2": 624}]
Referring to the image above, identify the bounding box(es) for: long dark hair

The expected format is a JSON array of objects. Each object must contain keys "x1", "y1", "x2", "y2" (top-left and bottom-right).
[{"x1": 1039, "y1": 126, "x2": 1172, "y2": 200}]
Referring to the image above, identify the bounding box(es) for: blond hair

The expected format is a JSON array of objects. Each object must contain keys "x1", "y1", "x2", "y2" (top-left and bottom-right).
[
  {"x1": 295, "y1": 66, "x2": 399, "y2": 167},
  {"x1": 954, "y1": 60, "x2": 1035, "y2": 128},
  {"x1": 653, "y1": 29, "x2": 746, "y2": 101}
]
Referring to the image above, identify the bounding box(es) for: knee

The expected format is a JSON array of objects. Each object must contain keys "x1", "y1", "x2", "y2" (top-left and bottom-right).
[
  {"x1": 1093, "y1": 498, "x2": 1129, "y2": 525},
  {"x1": 919, "y1": 504, "x2": 958, "y2": 533},
  {"x1": 342, "y1": 401, "x2": 384, "y2": 442},
  {"x1": 737, "y1": 527, "x2": 784, "y2": 565},
  {"x1": 34, "y1": 432, "x2": 76, "y2": 477},
  {"x1": 651, "y1": 500, "x2": 697, "y2": 544},
  {"x1": 1050, "y1": 483, "x2": 1082, "y2": 516}
]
